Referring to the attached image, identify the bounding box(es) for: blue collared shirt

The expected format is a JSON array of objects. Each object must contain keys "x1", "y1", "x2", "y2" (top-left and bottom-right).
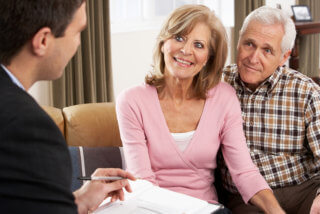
[{"x1": 1, "y1": 64, "x2": 25, "y2": 90}]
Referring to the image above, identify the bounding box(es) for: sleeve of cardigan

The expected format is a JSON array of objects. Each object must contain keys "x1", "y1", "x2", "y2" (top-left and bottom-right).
[
  {"x1": 116, "y1": 89, "x2": 159, "y2": 185},
  {"x1": 219, "y1": 91, "x2": 270, "y2": 203}
]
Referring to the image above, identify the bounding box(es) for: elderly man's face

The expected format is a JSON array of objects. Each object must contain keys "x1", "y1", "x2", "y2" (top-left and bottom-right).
[{"x1": 236, "y1": 21, "x2": 290, "y2": 91}]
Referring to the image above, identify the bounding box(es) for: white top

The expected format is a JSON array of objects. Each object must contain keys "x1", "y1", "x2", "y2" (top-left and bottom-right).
[{"x1": 171, "y1": 130, "x2": 195, "y2": 152}]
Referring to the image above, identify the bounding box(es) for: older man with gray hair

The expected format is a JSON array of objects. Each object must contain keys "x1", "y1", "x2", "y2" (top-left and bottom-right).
[{"x1": 219, "y1": 6, "x2": 320, "y2": 214}]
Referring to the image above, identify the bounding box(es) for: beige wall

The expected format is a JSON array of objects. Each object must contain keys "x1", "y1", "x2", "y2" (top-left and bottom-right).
[
  {"x1": 111, "y1": 29, "x2": 158, "y2": 98},
  {"x1": 28, "y1": 81, "x2": 52, "y2": 106}
]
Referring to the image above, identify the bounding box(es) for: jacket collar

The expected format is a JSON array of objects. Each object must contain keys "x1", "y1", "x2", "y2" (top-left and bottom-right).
[{"x1": 0, "y1": 64, "x2": 25, "y2": 90}]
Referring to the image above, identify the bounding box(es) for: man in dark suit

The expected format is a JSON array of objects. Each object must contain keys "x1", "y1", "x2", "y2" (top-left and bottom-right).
[{"x1": 0, "y1": 0, "x2": 135, "y2": 213}]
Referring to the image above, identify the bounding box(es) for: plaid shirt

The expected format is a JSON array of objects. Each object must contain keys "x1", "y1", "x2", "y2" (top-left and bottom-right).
[{"x1": 219, "y1": 64, "x2": 320, "y2": 192}]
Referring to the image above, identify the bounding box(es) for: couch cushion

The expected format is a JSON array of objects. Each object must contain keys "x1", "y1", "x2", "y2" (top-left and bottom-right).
[{"x1": 68, "y1": 146, "x2": 126, "y2": 192}]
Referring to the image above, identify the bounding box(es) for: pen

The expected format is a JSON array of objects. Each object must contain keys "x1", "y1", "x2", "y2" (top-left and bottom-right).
[{"x1": 77, "y1": 176, "x2": 125, "y2": 181}]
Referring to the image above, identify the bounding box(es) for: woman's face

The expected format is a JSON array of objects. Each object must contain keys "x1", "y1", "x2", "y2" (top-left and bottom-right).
[{"x1": 162, "y1": 22, "x2": 211, "y2": 81}]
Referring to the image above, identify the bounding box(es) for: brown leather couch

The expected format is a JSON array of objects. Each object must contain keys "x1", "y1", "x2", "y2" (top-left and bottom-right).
[
  {"x1": 42, "y1": 102, "x2": 122, "y2": 147},
  {"x1": 42, "y1": 103, "x2": 125, "y2": 191}
]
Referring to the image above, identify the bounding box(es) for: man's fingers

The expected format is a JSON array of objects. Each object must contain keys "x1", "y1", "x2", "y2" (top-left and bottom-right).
[
  {"x1": 103, "y1": 179, "x2": 129, "y2": 193},
  {"x1": 92, "y1": 168, "x2": 136, "y2": 181},
  {"x1": 123, "y1": 171, "x2": 136, "y2": 181},
  {"x1": 110, "y1": 193, "x2": 118, "y2": 202},
  {"x1": 118, "y1": 189, "x2": 125, "y2": 201},
  {"x1": 124, "y1": 182, "x2": 133, "y2": 193}
]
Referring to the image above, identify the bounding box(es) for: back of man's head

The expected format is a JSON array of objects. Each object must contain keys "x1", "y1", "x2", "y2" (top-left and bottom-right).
[
  {"x1": 0, "y1": 0, "x2": 85, "y2": 65},
  {"x1": 239, "y1": 6, "x2": 296, "y2": 54}
]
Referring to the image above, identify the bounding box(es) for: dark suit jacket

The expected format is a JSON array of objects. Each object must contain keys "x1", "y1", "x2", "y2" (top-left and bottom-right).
[{"x1": 0, "y1": 66, "x2": 77, "y2": 213}]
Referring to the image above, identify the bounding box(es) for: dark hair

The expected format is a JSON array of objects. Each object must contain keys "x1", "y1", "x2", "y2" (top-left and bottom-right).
[
  {"x1": 145, "y1": 4, "x2": 228, "y2": 99},
  {"x1": 0, "y1": 0, "x2": 85, "y2": 65}
]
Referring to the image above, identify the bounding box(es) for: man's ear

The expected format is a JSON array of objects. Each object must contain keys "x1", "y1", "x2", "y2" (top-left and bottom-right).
[
  {"x1": 31, "y1": 27, "x2": 53, "y2": 56},
  {"x1": 279, "y1": 50, "x2": 291, "y2": 66}
]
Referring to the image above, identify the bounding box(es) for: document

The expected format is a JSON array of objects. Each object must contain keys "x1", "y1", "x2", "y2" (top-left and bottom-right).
[{"x1": 93, "y1": 179, "x2": 222, "y2": 214}]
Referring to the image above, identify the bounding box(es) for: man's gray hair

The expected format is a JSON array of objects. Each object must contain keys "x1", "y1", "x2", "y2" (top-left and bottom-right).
[{"x1": 240, "y1": 6, "x2": 296, "y2": 54}]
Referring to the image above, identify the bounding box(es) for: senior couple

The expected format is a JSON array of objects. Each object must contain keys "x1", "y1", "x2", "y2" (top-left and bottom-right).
[
  {"x1": 116, "y1": 4, "x2": 320, "y2": 214},
  {"x1": 0, "y1": 0, "x2": 319, "y2": 213}
]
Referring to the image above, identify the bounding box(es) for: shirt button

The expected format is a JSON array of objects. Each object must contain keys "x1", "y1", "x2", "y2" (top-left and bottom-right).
[{"x1": 249, "y1": 121, "x2": 254, "y2": 126}]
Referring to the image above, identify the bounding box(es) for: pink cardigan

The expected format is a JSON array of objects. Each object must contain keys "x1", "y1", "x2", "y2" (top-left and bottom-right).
[{"x1": 116, "y1": 83, "x2": 270, "y2": 203}]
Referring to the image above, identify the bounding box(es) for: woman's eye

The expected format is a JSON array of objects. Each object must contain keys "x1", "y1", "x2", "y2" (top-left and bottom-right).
[
  {"x1": 175, "y1": 35, "x2": 184, "y2": 42},
  {"x1": 194, "y1": 42, "x2": 204, "y2": 49}
]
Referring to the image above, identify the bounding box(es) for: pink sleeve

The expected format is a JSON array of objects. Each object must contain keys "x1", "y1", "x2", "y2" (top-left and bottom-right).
[
  {"x1": 116, "y1": 90, "x2": 158, "y2": 185},
  {"x1": 220, "y1": 92, "x2": 270, "y2": 203}
]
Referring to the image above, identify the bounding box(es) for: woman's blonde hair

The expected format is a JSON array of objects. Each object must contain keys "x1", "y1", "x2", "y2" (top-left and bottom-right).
[{"x1": 145, "y1": 4, "x2": 228, "y2": 99}]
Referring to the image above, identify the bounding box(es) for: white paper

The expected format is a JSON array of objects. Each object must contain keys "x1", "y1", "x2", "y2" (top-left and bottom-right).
[{"x1": 93, "y1": 179, "x2": 221, "y2": 214}]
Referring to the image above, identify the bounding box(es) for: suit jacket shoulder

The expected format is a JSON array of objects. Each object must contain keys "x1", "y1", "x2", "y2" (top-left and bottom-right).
[{"x1": 0, "y1": 68, "x2": 77, "y2": 213}]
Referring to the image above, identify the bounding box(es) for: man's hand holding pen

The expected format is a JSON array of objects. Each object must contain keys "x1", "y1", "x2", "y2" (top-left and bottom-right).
[{"x1": 73, "y1": 168, "x2": 136, "y2": 214}]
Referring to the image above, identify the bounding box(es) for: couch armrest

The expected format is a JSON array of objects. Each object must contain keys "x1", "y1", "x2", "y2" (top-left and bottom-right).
[{"x1": 63, "y1": 103, "x2": 122, "y2": 147}]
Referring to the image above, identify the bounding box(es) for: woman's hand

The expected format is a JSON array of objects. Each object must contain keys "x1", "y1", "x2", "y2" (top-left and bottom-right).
[
  {"x1": 310, "y1": 195, "x2": 320, "y2": 214},
  {"x1": 249, "y1": 189, "x2": 285, "y2": 214}
]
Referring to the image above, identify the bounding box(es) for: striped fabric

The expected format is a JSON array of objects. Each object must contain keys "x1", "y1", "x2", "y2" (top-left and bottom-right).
[
  {"x1": 68, "y1": 147, "x2": 125, "y2": 191},
  {"x1": 219, "y1": 64, "x2": 320, "y2": 193}
]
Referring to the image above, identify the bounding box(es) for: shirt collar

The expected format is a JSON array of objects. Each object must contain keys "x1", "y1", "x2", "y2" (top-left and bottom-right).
[
  {"x1": 265, "y1": 66, "x2": 283, "y2": 93},
  {"x1": 1, "y1": 64, "x2": 25, "y2": 90}
]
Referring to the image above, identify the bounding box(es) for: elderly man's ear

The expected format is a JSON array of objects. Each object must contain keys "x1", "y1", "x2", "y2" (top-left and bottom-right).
[
  {"x1": 280, "y1": 50, "x2": 291, "y2": 66},
  {"x1": 31, "y1": 27, "x2": 53, "y2": 57}
]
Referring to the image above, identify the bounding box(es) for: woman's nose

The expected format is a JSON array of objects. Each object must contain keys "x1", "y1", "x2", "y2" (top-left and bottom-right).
[{"x1": 180, "y1": 42, "x2": 192, "y2": 55}]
